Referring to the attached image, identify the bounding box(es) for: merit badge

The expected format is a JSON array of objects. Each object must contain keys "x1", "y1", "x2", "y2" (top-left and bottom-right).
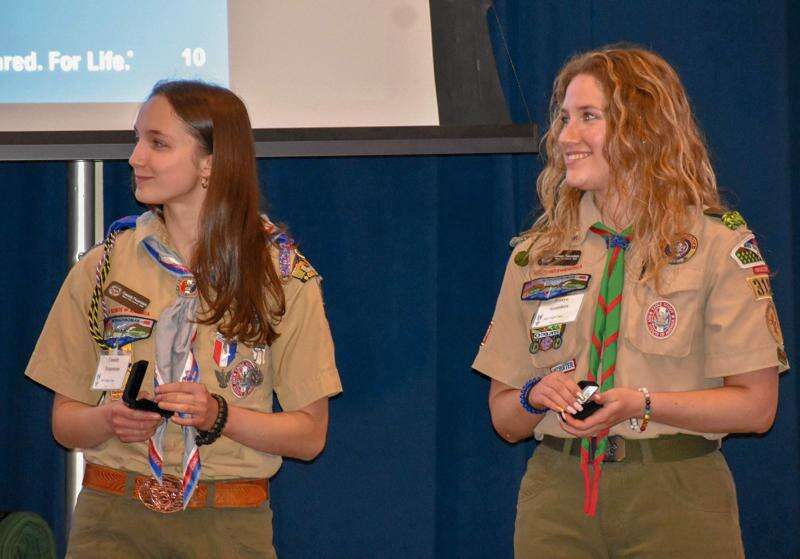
[
  {"x1": 645, "y1": 300, "x2": 677, "y2": 339},
  {"x1": 104, "y1": 281, "x2": 150, "y2": 313},
  {"x1": 666, "y1": 235, "x2": 698, "y2": 265},
  {"x1": 765, "y1": 302, "x2": 783, "y2": 345},
  {"x1": 212, "y1": 333, "x2": 237, "y2": 367},
  {"x1": 746, "y1": 275, "x2": 773, "y2": 300},
  {"x1": 538, "y1": 250, "x2": 581, "y2": 268},
  {"x1": 103, "y1": 315, "x2": 155, "y2": 347},
  {"x1": 777, "y1": 346, "x2": 788, "y2": 368},
  {"x1": 230, "y1": 359, "x2": 264, "y2": 399},
  {"x1": 215, "y1": 369, "x2": 232, "y2": 389},
  {"x1": 529, "y1": 323, "x2": 565, "y2": 354},
  {"x1": 291, "y1": 256, "x2": 319, "y2": 283},
  {"x1": 550, "y1": 359, "x2": 576, "y2": 374},
  {"x1": 480, "y1": 321, "x2": 493, "y2": 348},
  {"x1": 730, "y1": 235, "x2": 765, "y2": 269},
  {"x1": 176, "y1": 277, "x2": 198, "y2": 298},
  {"x1": 521, "y1": 274, "x2": 590, "y2": 301}
]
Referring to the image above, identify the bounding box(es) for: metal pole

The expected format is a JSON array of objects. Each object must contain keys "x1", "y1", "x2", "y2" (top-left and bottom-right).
[{"x1": 65, "y1": 160, "x2": 96, "y2": 535}]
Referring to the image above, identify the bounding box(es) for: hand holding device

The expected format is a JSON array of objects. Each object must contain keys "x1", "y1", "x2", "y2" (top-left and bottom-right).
[{"x1": 122, "y1": 360, "x2": 173, "y2": 419}]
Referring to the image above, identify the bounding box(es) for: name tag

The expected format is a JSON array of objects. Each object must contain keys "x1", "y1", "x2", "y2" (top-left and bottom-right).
[
  {"x1": 532, "y1": 293, "x2": 585, "y2": 328},
  {"x1": 91, "y1": 353, "x2": 131, "y2": 391}
]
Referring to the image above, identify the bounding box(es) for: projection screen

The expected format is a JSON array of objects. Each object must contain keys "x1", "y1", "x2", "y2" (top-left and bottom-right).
[
  {"x1": 0, "y1": 0, "x2": 536, "y2": 158},
  {"x1": 0, "y1": 0, "x2": 439, "y2": 131}
]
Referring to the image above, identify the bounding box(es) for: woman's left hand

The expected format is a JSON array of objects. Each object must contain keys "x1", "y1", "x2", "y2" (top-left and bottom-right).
[
  {"x1": 154, "y1": 382, "x2": 219, "y2": 431},
  {"x1": 559, "y1": 387, "x2": 642, "y2": 438}
]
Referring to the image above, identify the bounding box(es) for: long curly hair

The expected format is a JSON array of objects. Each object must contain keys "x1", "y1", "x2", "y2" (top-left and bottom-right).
[{"x1": 531, "y1": 45, "x2": 724, "y2": 284}]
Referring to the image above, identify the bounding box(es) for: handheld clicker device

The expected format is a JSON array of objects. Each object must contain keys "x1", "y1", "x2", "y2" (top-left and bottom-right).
[
  {"x1": 572, "y1": 380, "x2": 602, "y2": 421},
  {"x1": 122, "y1": 360, "x2": 173, "y2": 418}
]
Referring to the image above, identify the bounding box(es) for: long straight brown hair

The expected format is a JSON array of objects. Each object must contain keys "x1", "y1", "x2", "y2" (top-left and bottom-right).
[{"x1": 149, "y1": 80, "x2": 285, "y2": 345}]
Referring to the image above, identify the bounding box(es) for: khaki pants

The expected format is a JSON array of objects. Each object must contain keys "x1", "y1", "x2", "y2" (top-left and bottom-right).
[
  {"x1": 66, "y1": 488, "x2": 277, "y2": 559},
  {"x1": 515, "y1": 442, "x2": 744, "y2": 559}
]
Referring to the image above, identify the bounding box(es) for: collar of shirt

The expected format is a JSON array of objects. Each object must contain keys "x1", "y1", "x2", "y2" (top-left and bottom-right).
[
  {"x1": 575, "y1": 192, "x2": 604, "y2": 243},
  {"x1": 134, "y1": 210, "x2": 176, "y2": 252}
]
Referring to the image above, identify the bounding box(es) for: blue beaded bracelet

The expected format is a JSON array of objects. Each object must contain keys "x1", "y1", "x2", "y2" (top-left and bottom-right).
[{"x1": 520, "y1": 377, "x2": 548, "y2": 415}]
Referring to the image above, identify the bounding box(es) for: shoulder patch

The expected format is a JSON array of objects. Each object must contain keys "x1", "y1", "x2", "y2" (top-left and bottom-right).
[
  {"x1": 263, "y1": 219, "x2": 295, "y2": 278},
  {"x1": 509, "y1": 231, "x2": 532, "y2": 248},
  {"x1": 704, "y1": 208, "x2": 747, "y2": 230},
  {"x1": 291, "y1": 253, "x2": 318, "y2": 283}
]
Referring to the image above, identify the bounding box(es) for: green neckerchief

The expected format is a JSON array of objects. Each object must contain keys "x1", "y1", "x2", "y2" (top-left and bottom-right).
[{"x1": 581, "y1": 222, "x2": 633, "y2": 516}]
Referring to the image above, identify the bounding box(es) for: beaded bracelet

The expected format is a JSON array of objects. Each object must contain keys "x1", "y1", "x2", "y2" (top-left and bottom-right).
[
  {"x1": 196, "y1": 393, "x2": 229, "y2": 446},
  {"x1": 519, "y1": 377, "x2": 548, "y2": 415},
  {"x1": 628, "y1": 387, "x2": 652, "y2": 432},
  {"x1": 638, "y1": 387, "x2": 652, "y2": 432}
]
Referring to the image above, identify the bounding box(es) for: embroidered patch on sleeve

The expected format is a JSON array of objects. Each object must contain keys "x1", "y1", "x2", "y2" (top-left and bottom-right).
[
  {"x1": 746, "y1": 275, "x2": 773, "y2": 300},
  {"x1": 765, "y1": 302, "x2": 783, "y2": 344},
  {"x1": 730, "y1": 235, "x2": 766, "y2": 269}
]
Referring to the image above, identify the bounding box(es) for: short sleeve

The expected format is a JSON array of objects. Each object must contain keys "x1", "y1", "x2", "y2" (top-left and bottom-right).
[
  {"x1": 471, "y1": 247, "x2": 536, "y2": 388},
  {"x1": 270, "y1": 276, "x2": 342, "y2": 411},
  {"x1": 703, "y1": 229, "x2": 788, "y2": 377},
  {"x1": 25, "y1": 254, "x2": 103, "y2": 405}
]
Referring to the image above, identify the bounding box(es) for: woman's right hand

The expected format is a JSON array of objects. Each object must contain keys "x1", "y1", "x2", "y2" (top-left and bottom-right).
[
  {"x1": 104, "y1": 392, "x2": 163, "y2": 443},
  {"x1": 527, "y1": 374, "x2": 585, "y2": 415}
]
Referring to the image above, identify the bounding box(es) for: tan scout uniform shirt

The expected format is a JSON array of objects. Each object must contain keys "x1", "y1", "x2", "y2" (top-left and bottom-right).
[
  {"x1": 473, "y1": 193, "x2": 787, "y2": 440},
  {"x1": 26, "y1": 212, "x2": 342, "y2": 479}
]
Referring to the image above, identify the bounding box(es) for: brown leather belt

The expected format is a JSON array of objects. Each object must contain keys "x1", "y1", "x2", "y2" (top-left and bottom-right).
[
  {"x1": 83, "y1": 463, "x2": 269, "y2": 513},
  {"x1": 540, "y1": 434, "x2": 720, "y2": 463}
]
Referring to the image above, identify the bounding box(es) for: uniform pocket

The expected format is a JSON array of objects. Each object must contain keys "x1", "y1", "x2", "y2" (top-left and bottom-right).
[
  {"x1": 653, "y1": 451, "x2": 737, "y2": 514},
  {"x1": 517, "y1": 445, "x2": 561, "y2": 505},
  {"x1": 623, "y1": 268, "x2": 704, "y2": 357}
]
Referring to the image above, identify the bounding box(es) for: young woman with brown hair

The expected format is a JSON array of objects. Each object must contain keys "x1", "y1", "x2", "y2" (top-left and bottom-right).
[
  {"x1": 473, "y1": 45, "x2": 786, "y2": 558},
  {"x1": 26, "y1": 80, "x2": 341, "y2": 558}
]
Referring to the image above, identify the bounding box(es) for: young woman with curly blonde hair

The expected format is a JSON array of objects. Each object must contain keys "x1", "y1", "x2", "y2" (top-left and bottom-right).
[{"x1": 473, "y1": 45, "x2": 786, "y2": 558}]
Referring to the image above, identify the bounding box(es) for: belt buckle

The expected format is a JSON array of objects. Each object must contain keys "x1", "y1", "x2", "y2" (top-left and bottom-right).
[
  {"x1": 604, "y1": 436, "x2": 626, "y2": 462},
  {"x1": 137, "y1": 475, "x2": 184, "y2": 514}
]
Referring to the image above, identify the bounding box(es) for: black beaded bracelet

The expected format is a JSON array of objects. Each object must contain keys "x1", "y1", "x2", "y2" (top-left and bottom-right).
[
  {"x1": 519, "y1": 377, "x2": 548, "y2": 415},
  {"x1": 196, "y1": 393, "x2": 228, "y2": 446}
]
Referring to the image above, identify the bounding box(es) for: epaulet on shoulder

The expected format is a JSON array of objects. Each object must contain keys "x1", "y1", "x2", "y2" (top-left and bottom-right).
[
  {"x1": 76, "y1": 214, "x2": 138, "y2": 261},
  {"x1": 703, "y1": 208, "x2": 747, "y2": 231},
  {"x1": 509, "y1": 231, "x2": 532, "y2": 249},
  {"x1": 76, "y1": 241, "x2": 103, "y2": 261}
]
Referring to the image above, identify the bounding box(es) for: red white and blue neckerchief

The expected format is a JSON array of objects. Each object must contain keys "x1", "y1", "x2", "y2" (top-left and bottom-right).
[{"x1": 137, "y1": 212, "x2": 202, "y2": 509}]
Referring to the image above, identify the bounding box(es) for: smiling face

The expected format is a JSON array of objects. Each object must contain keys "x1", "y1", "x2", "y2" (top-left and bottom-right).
[
  {"x1": 557, "y1": 74, "x2": 610, "y2": 193},
  {"x1": 129, "y1": 95, "x2": 212, "y2": 212}
]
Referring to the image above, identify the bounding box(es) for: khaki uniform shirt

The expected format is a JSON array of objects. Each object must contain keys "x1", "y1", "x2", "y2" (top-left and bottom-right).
[
  {"x1": 473, "y1": 193, "x2": 787, "y2": 440},
  {"x1": 26, "y1": 212, "x2": 342, "y2": 479}
]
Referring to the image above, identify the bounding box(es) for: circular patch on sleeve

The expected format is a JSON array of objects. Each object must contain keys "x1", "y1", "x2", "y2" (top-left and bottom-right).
[
  {"x1": 666, "y1": 235, "x2": 698, "y2": 264},
  {"x1": 765, "y1": 302, "x2": 783, "y2": 345},
  {"x1": 645, "y1": 300, "x2": 678, "y2": 339}
]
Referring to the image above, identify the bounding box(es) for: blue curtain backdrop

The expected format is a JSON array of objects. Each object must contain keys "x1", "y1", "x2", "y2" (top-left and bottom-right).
[{"x1": 1, "y1": 1, "x2": 797, "y2": 558}]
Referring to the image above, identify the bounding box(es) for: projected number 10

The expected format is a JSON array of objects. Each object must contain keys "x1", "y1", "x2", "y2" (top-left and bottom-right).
[{"x1": 181, "y1": 47, "x2": 207, "y2": 67}]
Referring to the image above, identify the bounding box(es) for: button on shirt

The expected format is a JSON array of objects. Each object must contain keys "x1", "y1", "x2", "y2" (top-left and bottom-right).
[
  {"x1": 472, "y1": 193, "x2": 787, "y2": 440},
  {"x1": 26, "y1": 212, "x2": 342, "y2": 479}
]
